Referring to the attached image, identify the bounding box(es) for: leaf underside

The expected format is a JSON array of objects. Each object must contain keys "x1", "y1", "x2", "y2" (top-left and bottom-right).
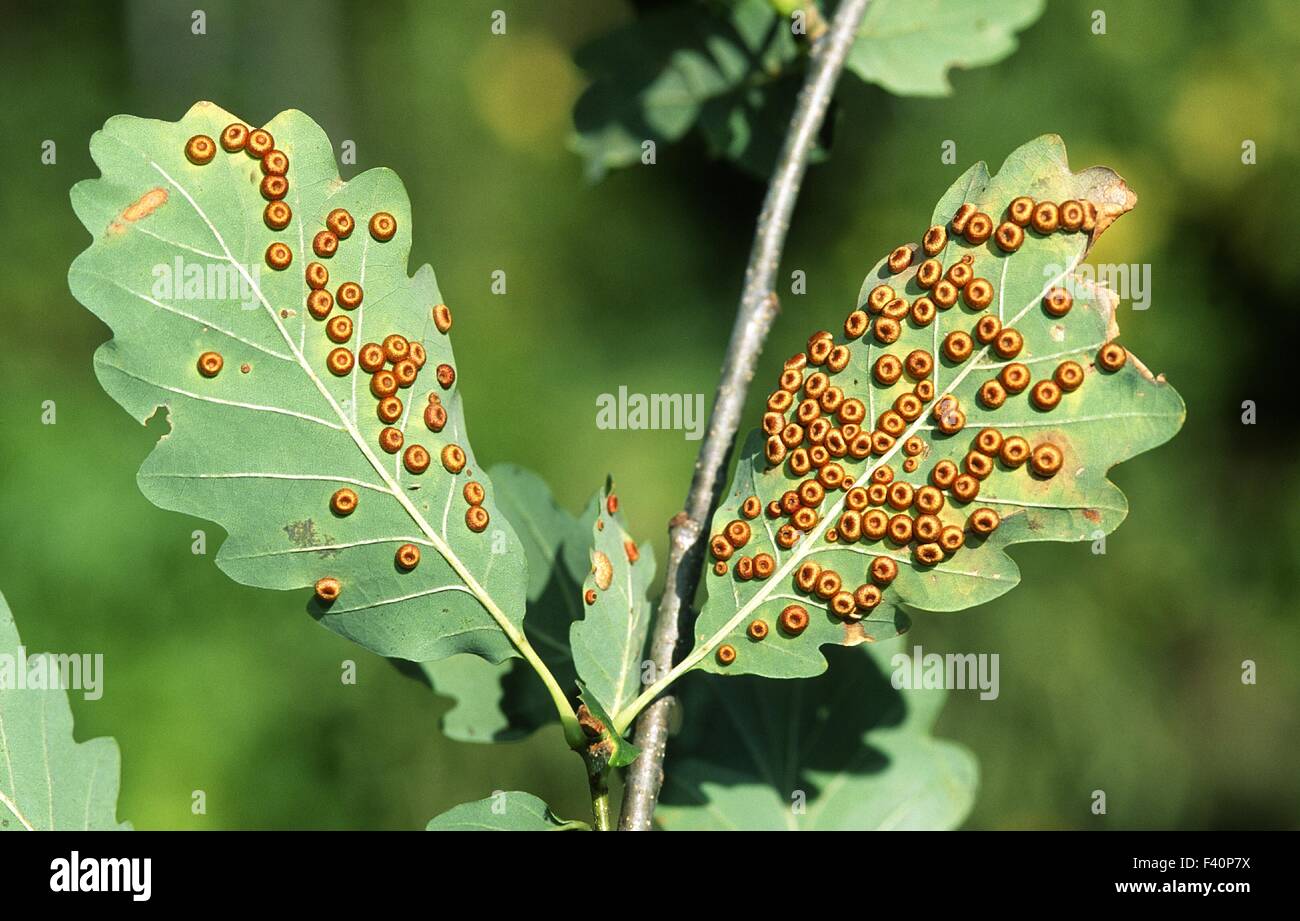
[
  {"x1": 69, "y1": 102, "x2": 529, "y2": 665},
  {"x1": 657, "y1": 642, "x2": 976, "y2": 830},
  {"x1": 421, "y1": 467, "x2": 655, "y2": 742},
  {"x1": 690, "y1": 135, "x2": 1185, "y2": 679},
  {"x1": 570, "y1": 0, "x2": 1044, "y2": 178},
  {"x1": 426, "y1": 791, "x2": 582, "y2": 831},
  {"x1": 0, "y1": 591, "x2": 129, "y2": 831}
]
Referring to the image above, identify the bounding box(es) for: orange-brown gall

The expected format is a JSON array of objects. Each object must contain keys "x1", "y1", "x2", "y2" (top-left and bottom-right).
[
  {"x1": 951, "y1": 203, "x2": 977, "y2": 234},
  {"x1": 326, "y1": 314, "x2": 352, "y2": 344},
  {"x1": 838, "y1": 398, "x2": 866, "y2": 425},
  {"x1": 964, "y1": 278, "x2": 993, "y2": 310},
  {"x1": 1054, "y1": 360, "x2": 1085, "y2": 392},
  {"x1": 888, "y1": 245, "x2": 913, "y2": 274},
  {"x1": 914, "y1": 542, "x2": 944, "y2": 566},
  {"x1": 1031, "y1": 379, "x2": 1062, "y2": 411},
  {"x1": 393, "y1": 359, "x2": 418, "y2": 388},
  {"x1": 867, "y1": 284, "x2": 895, "y2": 313},
  {"x1": 314, "y1": 577, "x2": 341, "y2": 603},
  {"x1": 854, "y1": 584, "x2": 883, "y2": 611},
  {"x1": 1043, "y1": 287, "x2": 1073, "y2": 316},
  {"x1": 994, "y1": 221, "x2": 1024, "y2": 252},
  {"x1": 915, "y1": 484, "x2": 945, "y2": 514},
  {"x1": 197, "y1": 351, "x2": 223, "y2": 378},
  {"x1": 306, "y1": 289, "x2": 333, "y2": 321},
  {"x1": 260, "y1": 174, "x2": 289, "y2": 201},
  {"x1": 915, "y1": 379, "x2": 935, "y2": 402},
  {"x1": 466, "y1": 506, "x2": 490, "y2": 533},
  {"x1": 931, "y1": 459, "x2": 959, "y2": 489},
  {"x1": 265, "y1": 242, "x2": 292, "y2": 270},
  {"x1": 464, "y1": 481, "x2": 486, "y2": 506},
  {"x1": 358, "y1": 342, "x2": 385, "y2": 373},
  {"x1": 263, "y1": 201, "x2": 292, "y2": 230},
  {"x1": 436, "y1": 363, "x2": 456, "y2": 389},
  {"x1": 395, "y1": 543, "x2": 421, "y2": 570},
  {"x1": 904, "y1": 349, "x2": 934, "y2": 380},
  {"x1": 964, "y1": 450, "x2": 994, "y2": 480},
  {"x1": 792, "y1": 507, "x2": 819, "y2": 531},
  {"x1": 326, "y1": 347, "x2": 354, "y2": 376},
  {"x1": 779, "y1": 605, "x2": 810, "y2": 636},
  {"x1": 306, "y1": 261, "x2": 329, "y2": 290},
  {"x1": 246, "y1": 129, "x2": 274, "y2": 158},
  {"x1": 808, "y1": 334, "x2": 833, "y2": 365},
  {"x1": 765, "y1": 436, "x2": 787, "y2": 467},
  {"x1": 735, "y1": 556, "x2": 754, "y2": 581},
  {"x1": 1031, "y1": 201, "x2": 1060, "y2": 234},
  {"x1": 1081, "y1": 200, "x2": 1099, "y2": 231},
  {"x1": 975, "y1": 427, "x2": 1003, "y2": 456},
  {"x1": 1097, "y1": 342, "x2": 1127, "y2": 371},
  {"x1": 584, "y1": 588, "x2": 598, "y2": 605},
  {"x1": 747, "y1": 620, "x2": 769, "y2": 641},
  {"x1": 939, "y1": 525, "x2": 965, "y2": 553},
  {"x1": 441, "y1": 444, "x2": 467, "y2": 474},
  {"x1": 753, "y1": 553, "x2": 775, "y2": 579},
  {"x1": 1007, "y1": 196, "x2": 1034, "y2": 226},
  {"x1": 923, "y1": 225, "x2": 947, "y2": 255},
  {"x1": 932, "y1": 280, "x2": 958, "y2": 309},
  {"x1": 185, "y1": 135, "x2": 216, "y2": 165},
  {"x1": 903, "y1": 435, "x2": 925, "y2": 457},
  {"x1": 964, "y1": 212, "x2": 993, "y2": 245},
  {"x1": 795, "y1": 561, "x2": 822, "y2": 593},
  {"x1": 874, "y1": 317, "x2": 902, "y2": 345},
  {"x1": 844, "y1": 310, "x2": 869, "y2": 339},
  {"x1": 863, "y1": 509, "x2": 890, "y2": 540},
  {"x1": 423, "y1": 401, "x2": 448, "y2": 433},
  {"x1": 407, "y1": 342, "x2": 427, "y2": 370},
  {"x1": 870, "y1": 556, "x2": 898, "y2": 586},
  {"x1": 894, "y1": 393, "x2": 924, "y2": 422},
  {"x1": 814, "y1": 570, "x2": 842, "y2": 600},
  {"x1": 943, "y1": 330, "x2": 974, "y2": 363},
  {"x1": 798, "y1": 480, "x2": 825, "y2": 507},
  {"x1": 874, "y1": 354, "x2": 903, "y2": 386},
  {"x1": 916, "y1": 258, "x2": 942, "y2": 289},
  {"x1": 1059, "y1": 200, "x2": 1085, "y2": 231},
  {"x1": 377, "y1": 395, "x2": 400, "y2": 424},
  {"x1": 887, "y1": 481, "x2": 915, "y2": 511},
  {"x1": 911, "y1": 296, "x2": 938, "y2": 326},
  {"x1": 886, "y1": 514, "x2": 913, "y2": 544},
  {"x1": 951, "y1": 473, "x2": 980, "y2": 502},
  {"x1": 404, "y1": 444, "x2": 431, "y2": 475},
  {"x1": 370, "y1": 370, "x2": 399, "y2": 399},
  {"x1": 993, "y1": 328, "x2": 1024, "y2": 359},
  {"x1": 999, "y1": 436, "x2": 1031, "y2": 467},
  {"x1": 432, "y1": 303, "x2": 453, "y2": 334},
  {"x1": 725, "y1": 520, "x2": 752, "y2": 548},
  {"x1": 369, "y1": 212, "x2": 397, "y2": 242},
  {"x1": 978, "y1": 379, "x2": 1007, "y2": 409},
  {"x1": 975, "y1": 315, "x2": 1001, "y2": 345},
  {"x1": 326, "y1": 208, "x2": 355, "y2": 239},
  {"x1": 968, "y1": 507, "x2": 1000, "y2": 536},
  {"x1": 1000, "y1": 362, "x2": 1031, "y2": 394},
  {"x1": 377, "y1": 426, "x2": 404, "y2": 453},
  {"x1": 312, "y1": 231, "x2": 339, "y2": 259},
  {"x1": 1030, "y1": 443, "x2": 1064, "y2": 478},
  {"x1": 261, "y1": 149, "x2": 289, "y2": 176},
  {"x1": 946, "y1": 259, "x2": 974, "y2": 289},
  {"x1": 713, "y1": 561, "x2": 728, "y2": 576},
  {"x1": 826, "y1": 345, "x2": 851, "y2": 374},
  {"x1": 830, "y1": 591, "x2": 857, "y2": 618},
  {"x1": 382, "y1": 334, "x2": 410, "y2": 363},
  {"x1": 870, "y1": 431, "x2": 896, "y2": 455},
  {"x1": 337, "y1": 281, "x2": 363, "y2": 310},
  {"x1": 220, "y1": 123, "x2": 249, "y2": 152}
]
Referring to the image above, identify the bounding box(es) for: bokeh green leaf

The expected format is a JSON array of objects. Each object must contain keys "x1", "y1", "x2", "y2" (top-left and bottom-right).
[
  {"x1": 688, "y1": 135, "x2": 1185, "y2": 679},
  {"x1": 571, "y1": 0, "x2": 1043, "y2": 178},
  {"x1": 69, "y1": 102, "x2": 532, "y2": 668},
  {"x1": 426, "y1": 791, "x2": 586, "y2": 831},
  {"x1": 657, "y1": 641, "x2": 976, "y2": 830},
  {"x1": 0, "y1": 590, "x2": 130, "y2": 831}
]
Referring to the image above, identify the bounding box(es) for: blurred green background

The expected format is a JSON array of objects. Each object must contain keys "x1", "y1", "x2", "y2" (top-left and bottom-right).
[{"x1": 1, "y1": 0, "x2": 1296, "y2": 829}]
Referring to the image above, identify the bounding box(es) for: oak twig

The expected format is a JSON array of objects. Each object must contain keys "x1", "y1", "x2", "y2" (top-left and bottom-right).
[{"x1": 618, "y1": 0, "x2": 873, "y2": 831}]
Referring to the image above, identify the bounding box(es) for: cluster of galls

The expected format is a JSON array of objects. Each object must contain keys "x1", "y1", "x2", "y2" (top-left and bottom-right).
[
  {"x1": 708, "y1": 193, "x2": 1132, "y2": 666},
  {"x1": 183, "y1": 127, "x2": 486, "y2": 604}
]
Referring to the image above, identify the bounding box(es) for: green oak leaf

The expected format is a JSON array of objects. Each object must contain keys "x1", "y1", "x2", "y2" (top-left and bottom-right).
[
  {"x1": 657, "y1": 641, "x2": 976, "y2": 830},
  {"x1": 426, "y1": 791, "x2": 587, "y2": 831},
  {"x1": 577, "y1": 683, "x2": 640, "y2": 772},
  {"x1": 571, "y1": 0, "x2": 1042, "y2": 178},
  {"x1": 69, "y1": 102, "x2": 530, "y2": 666},
  {"x1": 0, "y1": 590, "x2": 130, "y2": 831},
  {"x1": 687, "y1": 135, "x2": 1184, "y2": 679},
  {"x1": 418, "y1": 465, "x2": 585, "y2": 742},
  {"x1": 846, "y1": 0, "x2": 1045, "y2": 96},
  {"x1": 570, "y1": 478, "x2": 656, "y2": 719}
]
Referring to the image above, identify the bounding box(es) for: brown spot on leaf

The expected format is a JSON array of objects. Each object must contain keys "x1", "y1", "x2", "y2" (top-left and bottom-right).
[
  {"x1": 109, "y1": 187, "x2": 168, "y2": 235},
  {"x1": 843, "y1": 622, "x2": 875, "y2": 646},
  {"x1": 1083, "y1": 508, "x2": 1101, "y2": 524},
  {"x1": 591, "y1": 550, "x2": 613, "y2": 591}
]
